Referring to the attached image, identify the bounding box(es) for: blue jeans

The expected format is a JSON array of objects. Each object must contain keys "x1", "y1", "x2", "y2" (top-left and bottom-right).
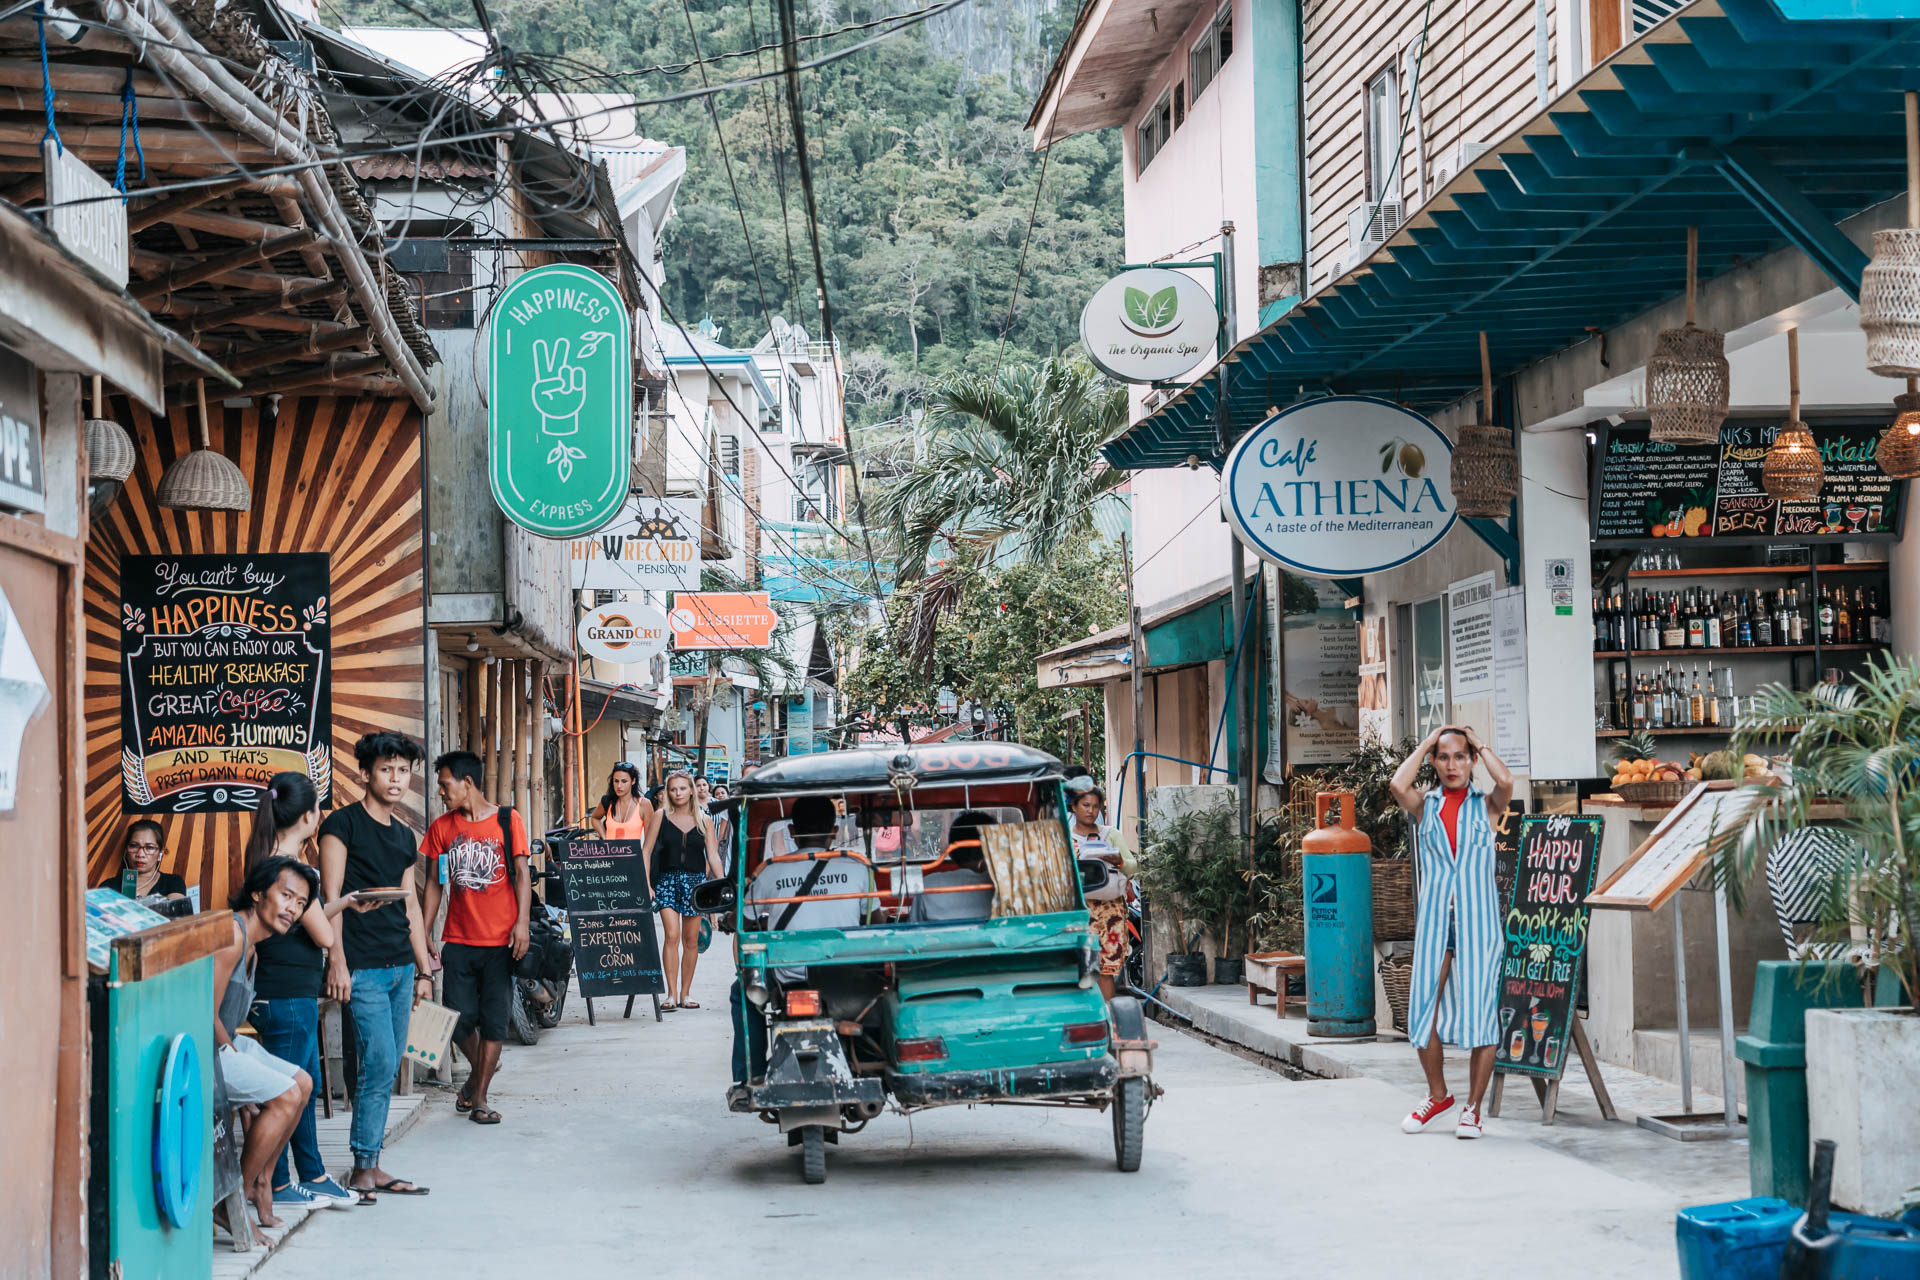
[
  {"x1": 249, "y1": 997, "x2": 323, "y2": 1186},
  {"x1": 347, "y1": 964, "x2": 413, "y2": 1168}
]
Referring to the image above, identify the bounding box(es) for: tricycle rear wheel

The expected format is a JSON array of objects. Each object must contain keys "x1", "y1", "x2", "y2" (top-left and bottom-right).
[
  {"x1": 1112, "y1": 1077, "x2": 1146, "y2": 1172},
  {"x1": 800, "y1": 1126, "x2": 826, "y2": 1184}
]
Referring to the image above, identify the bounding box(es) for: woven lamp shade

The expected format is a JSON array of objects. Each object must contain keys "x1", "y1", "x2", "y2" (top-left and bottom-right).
[
  {"x1": 1451, "y1": 424, "x2": 1518, "y2": 518},
  {"x1": 156, "y1": 448, "x2": 251, "y2": 511},
  {"x1": 1882, "y1": 390, "x2": 1920, "y2": 479},
  {"x1": 1761, "y1": 420, "x2": 1825, "y2": 501},
  {"x1": 1860, "y1": 228, "x2": 1920, "y2": 377},
  {"x1": 1645, "y1": 323, "x2": 1730, "y2": 443},
  {"x1": 85, "y1": 417, "x2": 135, "y2": 483}
]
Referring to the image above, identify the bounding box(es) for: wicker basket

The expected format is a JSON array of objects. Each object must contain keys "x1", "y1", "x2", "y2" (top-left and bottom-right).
[
  {"x1": 1860, "y1": 227, "x2": 1920, "y2": 377},
  {"x1": 1881, "y1": 390, "x2": 1920, "y2": 480},
  {"x1": 1372, "y1": 857, "x2": 1415, "y2": 942},
  {"x1": 157, "y1": 448, "x2": 252, "y2": 511},
  {"x1": 1645, "y1": 323, "x2": 1730, "y2": 444},
  {"x1": 85, "y1": 417, "x2": 135, "y2": 483},
  {"x1": 1378, "y1": 951, "x2": 1412, "y2": 1033},
  {"x1": 1450, "y1": 424, "x2": 1518, "y2": 518},
  {"x1": 1613, "y1": 778, "x2": 1689, "y2": 804},
  {"x1": 1762, "y1": 420, "x2": 1825, "y2": 502}
]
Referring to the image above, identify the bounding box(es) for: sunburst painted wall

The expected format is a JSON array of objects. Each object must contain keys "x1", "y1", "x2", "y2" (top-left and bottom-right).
[{"x1": 84, "y1": 394, "x2": 427, "y2": 908}]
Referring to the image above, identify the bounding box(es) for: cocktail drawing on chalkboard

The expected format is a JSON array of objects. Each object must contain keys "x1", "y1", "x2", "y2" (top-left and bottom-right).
[
  {"x1": 1529, "y1": 1005, "x2": 1551, "y2": 1065},
  {"x1": 1544, "y1": 1036, "x2": 1561, "y2": 1070},
  {"x1": 1825, "y1": 500, "x2": 1843, "y2": 533},
  {"x1": 1498, "y1": 1005, "x2": 1515, "y2": 1058},
  {"x1": 1845, "y1": 503, "x2": 1868, "y2": 534},
  {"x1": 1508, "y1": 1026, "x2": 1526, "y2": 1060},
  {"x1": 1867, "y1": 503, "x2": 1884, "y2": 533}
]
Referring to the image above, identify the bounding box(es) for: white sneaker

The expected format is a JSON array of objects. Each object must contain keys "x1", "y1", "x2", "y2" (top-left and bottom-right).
[
  {"x1": 1401, "y1": 1093, "x2": 1455, "y2": 1133},
  {"x1": 1455, "y1": 1105, "x2": 1484, "y2": 1139}
]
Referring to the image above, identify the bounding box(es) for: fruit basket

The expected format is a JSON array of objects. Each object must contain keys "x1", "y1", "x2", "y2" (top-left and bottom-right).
[{"x1": 1613, "y1": 778, "x2": 1690, "y2": 804}]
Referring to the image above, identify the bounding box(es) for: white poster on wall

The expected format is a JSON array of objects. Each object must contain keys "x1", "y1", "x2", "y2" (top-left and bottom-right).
[
  {"x1": 1492, "y1": 586, "x2": 1530, "y2": 770},
  {"x1": 1283, "y1": 575, "x2": 1360, "y2": 766},
  {"x1": 1447, "y1": 571, "x2": 1496, "y2": 741},
  {"x1": 1356, "y1": 615, "x2": 1392, "y2": 746}
]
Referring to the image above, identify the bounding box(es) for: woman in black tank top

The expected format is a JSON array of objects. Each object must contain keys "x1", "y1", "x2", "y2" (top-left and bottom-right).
[{"x1": 642, "y1": 771, "x2": 722, "y2": 1009}]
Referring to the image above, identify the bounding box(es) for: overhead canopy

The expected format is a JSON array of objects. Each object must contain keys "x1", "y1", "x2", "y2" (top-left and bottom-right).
[
  {"x1": 1034, "y1": 573, "x2": 1252, "y2": 688},
  {"x1": 1106, "y1": 0, "x2": 1920, "y2": 470}
]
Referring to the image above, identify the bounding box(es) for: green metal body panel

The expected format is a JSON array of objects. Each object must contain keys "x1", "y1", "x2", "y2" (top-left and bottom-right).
[
  {"x1": 108, "y1": 952, "x2": 215, "y2": 1277},
  {"x1": 1737, "y1": 959, "x2": 1863, "y2": 1206},
  {"x1": 884, "y1": 954, "x2": 1110, "y2": 1075},
  {"x1": 739, "y1": 911, "x2": 1095, "y2": 971}
]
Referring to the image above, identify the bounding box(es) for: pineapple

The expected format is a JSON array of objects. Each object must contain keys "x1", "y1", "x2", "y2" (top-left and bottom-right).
[{"x1": 1611, "y1": 731, "x2": 1657, "y2": 768}]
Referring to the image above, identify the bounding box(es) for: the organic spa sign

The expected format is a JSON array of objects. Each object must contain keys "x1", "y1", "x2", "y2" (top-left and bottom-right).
[
  {"x1": 1078, "y1": 267, "x2": 1218, "y2": 384},
  {"x1": 1222, "y1": 396, "x2": 1458, "y2": 578}
]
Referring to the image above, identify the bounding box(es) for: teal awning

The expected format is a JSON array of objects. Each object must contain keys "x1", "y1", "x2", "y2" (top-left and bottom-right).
[{"x1": 1107, "y1": 0, "x2": 1920, "y2": 470}]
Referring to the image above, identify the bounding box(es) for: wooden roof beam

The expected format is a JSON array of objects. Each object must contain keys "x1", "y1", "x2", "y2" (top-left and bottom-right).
[
  {"x1": 129, "y1": 178, "x2": 282, "y2": 231},
  {"x1": 193, "y1": 324, "x2": 372, "y2": 378},
  {"x1": 235, "y1": 354, "x2": 388, "y2": 398},
  {"x1": 160, "y1": 280, "x2": 349, "y2": 331},
  {"x1": 131, "y1": 228, "x2": 326, "y2": 303}
]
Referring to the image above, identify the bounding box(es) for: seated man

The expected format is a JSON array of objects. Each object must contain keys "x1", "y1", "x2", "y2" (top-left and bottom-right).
[
  {"x1": 908, "y1": 810, "x2": 997, "y2": 923},
  {"x1": 730, "y1": 796, "x2": 875, "y2": 1104}
]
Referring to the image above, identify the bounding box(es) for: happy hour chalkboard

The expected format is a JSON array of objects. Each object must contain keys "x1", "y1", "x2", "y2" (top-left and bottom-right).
[
  {"x1": 571, "y1": 908, "x2": 666, "y2": 998},
  {"x1": 119, "y1": 554, "x2": 331, "y2": 813},
  {"x1": 1591, "y1": 419, "x2": 1906, "y2": 546},
  {"x1": 552, "y1": 839, "x2": 652, "y2": 914},
  {"x1": 1494, "y1": 815, "x2": 1603, "y2": 1080}
]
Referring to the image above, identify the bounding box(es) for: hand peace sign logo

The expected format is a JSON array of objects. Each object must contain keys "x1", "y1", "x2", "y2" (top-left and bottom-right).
[{"x1": 532, "y1": 337, "x2": 588, "y2": 434}]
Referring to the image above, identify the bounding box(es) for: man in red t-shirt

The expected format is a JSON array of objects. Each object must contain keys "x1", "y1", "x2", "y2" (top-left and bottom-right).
[{"x1": 422, "y1": 750, "x2": 530, "y2": 1126}]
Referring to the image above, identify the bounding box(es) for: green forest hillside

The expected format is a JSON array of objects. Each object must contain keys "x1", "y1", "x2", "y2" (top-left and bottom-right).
[{"x1": 336, "y1": 0, "x2": 1124, "y2": 425}]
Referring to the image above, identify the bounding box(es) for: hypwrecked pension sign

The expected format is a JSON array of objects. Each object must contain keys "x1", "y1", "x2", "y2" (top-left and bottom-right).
[
  {"x1": 1078, "y1": 267, "x2": 1217, "y2": 384},
  {"x1": 1223, "y1": 396, "x2": 1458, "y2": 578},
  {"x1": 488, "y1": 265, "x2": 631, "y2": 538}
]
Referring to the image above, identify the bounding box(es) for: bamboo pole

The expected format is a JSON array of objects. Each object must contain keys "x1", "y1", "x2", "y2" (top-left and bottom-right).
[
  {"x1": 572, "y1": 663, "x2": 588, "y2": 825},
  {"x1": 464, "y1": 654, "x2": 483, "y2": 754},
  {"x1": 1789, "y1": 326, "x2": 1801, "y2": 420},
  {"x1": 1479, "y1": 331, "x2": 1493, "y2": 421},
  {"x1": 502, "y1": 659, "x2": 520, "y2": 816},
  {"x1": 1685, "y1": 225, "x2": 1698, "y2": 327},
  {"x1": 1907, "y1": 91, "x2": 1918, "y2": 228},
  {"x1": 484, "y1": 657, "x2": 502, "y2": 802},
  {"x1": 530, "y1": 662, "x2": 549, "y2": 833}
]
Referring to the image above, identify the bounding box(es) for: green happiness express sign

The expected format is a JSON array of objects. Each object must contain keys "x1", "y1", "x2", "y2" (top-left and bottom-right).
[{"x1": 488, "y1": 265, "x2": 631, "y2": 537}]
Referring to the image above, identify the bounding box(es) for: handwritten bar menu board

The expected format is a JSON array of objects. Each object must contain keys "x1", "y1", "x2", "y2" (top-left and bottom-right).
[
  {"x1": 119, "y1": 554, "x2": 331, "y2": 813},
  {"x1": 1493, "y1": 815, "x2": 1603, "y2": 1080},
  {"x1": 1591, "y1": 419, "x2": 1905, "y2": 546}
]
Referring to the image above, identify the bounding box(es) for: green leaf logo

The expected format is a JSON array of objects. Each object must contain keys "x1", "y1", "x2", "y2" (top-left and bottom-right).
[
  {"x1": 1120, "y1": 282, "x2": 1181, "y2": 334},
  {"x1": 1123, "y1": 286, "x2": 1152, "y2": 328}
]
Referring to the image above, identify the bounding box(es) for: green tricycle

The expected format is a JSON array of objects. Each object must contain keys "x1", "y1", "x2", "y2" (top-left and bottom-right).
[{"x1": 692, "y1": 743, "x2": 1158, "y2": 1184}]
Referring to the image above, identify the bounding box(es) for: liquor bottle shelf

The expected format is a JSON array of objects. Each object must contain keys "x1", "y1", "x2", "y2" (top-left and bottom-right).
[
  {"x1": 1593, "y1": 643, "x2": 1888, "y2": 659},
  {"x1": 1597, "y1": 727, "x2": 1737, "y2": 738},
  {"x1": 1624, "y1": 564, "x2": 1888, "y2": 580}
]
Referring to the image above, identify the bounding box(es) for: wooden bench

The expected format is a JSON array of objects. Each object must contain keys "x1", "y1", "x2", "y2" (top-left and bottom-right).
[{"x1": 1243, "y1": 951, "x2": 1306, "y2": 1020}]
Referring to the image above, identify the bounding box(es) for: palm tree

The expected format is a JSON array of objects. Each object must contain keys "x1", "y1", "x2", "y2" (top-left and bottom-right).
[{"x1": 877, "y1": 357, "x2": 1129, "y2": 582}]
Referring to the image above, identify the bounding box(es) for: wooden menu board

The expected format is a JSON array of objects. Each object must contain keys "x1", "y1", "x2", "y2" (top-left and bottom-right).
[
  {"x1": 552, "y1": 838, "x2": 652, "y2": 913},
  {"x1": 1588, "y1": 782, "x2": 1766, "y2": 912},
  {"x1": 1494, "y1": 816, "x2": 1604, "y2": 1080},
  {"x1": 118, "y1": 553, "x2": 332, "y2": 813},
  {"x1": 1591, "y1": 419, "x2": 1905, "y2": 546}
]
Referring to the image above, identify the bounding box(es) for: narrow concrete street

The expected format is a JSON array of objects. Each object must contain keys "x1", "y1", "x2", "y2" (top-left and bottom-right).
[{"x1": 257, "y1": 963, "x2": 1742, "y2": 1279}]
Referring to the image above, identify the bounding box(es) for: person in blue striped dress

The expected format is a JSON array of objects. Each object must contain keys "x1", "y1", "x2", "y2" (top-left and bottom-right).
[{"x1": 1388, "y1": 725, "x2": 1514, "y2": 1140}]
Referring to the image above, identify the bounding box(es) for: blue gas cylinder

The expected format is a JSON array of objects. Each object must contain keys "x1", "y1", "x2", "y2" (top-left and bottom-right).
[{"x1": 1301, "y1": 791, "x2": 1376, "y2": 1037}]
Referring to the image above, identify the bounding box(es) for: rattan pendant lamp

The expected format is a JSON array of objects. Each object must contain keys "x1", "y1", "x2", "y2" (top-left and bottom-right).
[
  {"x1": 1860, "y1": 92, "x2": 1920, "y2": 375},
  {"x1": 1450, "y1": 331, "x2": 1519, "y2": 518},
  {"x1": 1881, "y1": 377, "x2": 1920, "y2": 479},
  {"x1": 1645, "y1": 226, "x2": 1730, "y2": 443},
  {"x1": 1762, "y1": 328, "x2": 1825, "y2": 501},
  {"x1": 156, "y1": 379, "x2": 250, "y2": 511},
  {"x1": 84, "y1": 375, "x2": 134, "y2": 484}
]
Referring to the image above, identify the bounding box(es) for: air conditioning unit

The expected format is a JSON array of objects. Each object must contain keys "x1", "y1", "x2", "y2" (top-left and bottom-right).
[
  {"x1": 1346, "y1": 200, "x2": 1405, "y2": 259},
  {"x1": 1432, "y1": 141, "x2": 1496, "y2": 189}
]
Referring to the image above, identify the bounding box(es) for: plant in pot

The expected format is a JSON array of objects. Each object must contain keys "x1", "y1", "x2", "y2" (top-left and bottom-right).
[
  {"x1": 1717, "y1": 656, "x2": 1920, "y2": 1216},
  {"x1": 1139, "y1": 801, "x2": 1242, "y2": 985}
]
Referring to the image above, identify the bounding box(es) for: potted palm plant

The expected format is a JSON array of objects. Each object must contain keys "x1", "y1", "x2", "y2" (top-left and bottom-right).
[
  {"x1": 1139, "y1": 802, "x2": 1242, "y2": 984},
  {"x1": 1717, "y1": 655, "x2": 1920, "y2": 1216}
]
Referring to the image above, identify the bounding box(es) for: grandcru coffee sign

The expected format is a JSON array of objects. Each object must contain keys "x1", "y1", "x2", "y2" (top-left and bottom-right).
[
  {"x1": 1079, "y1": 267, "x2": 1217, "y2": 384},
  {"x1": 119, "y1": 553, "x2": 332, "y2": 813},
  {"x1": 1222, "y1": 396, "x2": 1458, "y2": 578},
  {"x1": 487, "y1": 265, "x2": 631, "y2": 538},
  {"x1": 577, "y1": 602, "x2": 668, "y2": 666}
]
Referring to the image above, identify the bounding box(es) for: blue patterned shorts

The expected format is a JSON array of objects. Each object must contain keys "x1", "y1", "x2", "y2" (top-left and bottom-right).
[{"x1": 654, "y1": 870, "x2": 703, "y2": 916}]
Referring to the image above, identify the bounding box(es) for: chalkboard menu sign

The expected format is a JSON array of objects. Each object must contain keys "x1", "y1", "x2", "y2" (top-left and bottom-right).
[
  {"x1": 1490, "y1": 800, "x2": 1527, "y2": 910},
  {"x1": 572, "y1": 909, "x2": 666, "y2": 998},
  {"x1": 553, "y1": 839, "x2": 652, "y2": 913},
  {"x1": 1591, "y1": 419, "x2": 1905, "y2": 546},
  {"x1": 119, "y1": 553, "x2": 331, "y2": 813},
  {"x1": 1494, "y1": 815, "x2": 1603, "y2": 1080}
]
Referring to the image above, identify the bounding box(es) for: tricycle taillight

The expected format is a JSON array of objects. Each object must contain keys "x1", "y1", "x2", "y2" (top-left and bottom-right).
[
  {"x1": 894, "y1": 1036, "x2": 947, "y2": 1063},
  {"x1": 1061, "y1": 1021, "x2": 1109, "y2": 1046},
  {"x1": 784, "y1": 988, "x2": 822, "y2": 1018}
]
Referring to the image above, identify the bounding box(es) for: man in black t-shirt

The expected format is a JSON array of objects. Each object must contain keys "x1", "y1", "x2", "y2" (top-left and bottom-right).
[{"x1": 318, "y1": 731, "x2": 434, "y2": 1201}]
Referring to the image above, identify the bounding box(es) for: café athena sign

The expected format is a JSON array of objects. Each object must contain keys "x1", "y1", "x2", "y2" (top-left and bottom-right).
[{"x1": 1222, "y1": 397, "x2": 1458, "y2": 578}]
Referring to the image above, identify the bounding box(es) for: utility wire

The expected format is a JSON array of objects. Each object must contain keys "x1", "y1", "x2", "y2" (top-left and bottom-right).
[{"x1": 677, "y1": 0, "x2": 777, "y2": 326}]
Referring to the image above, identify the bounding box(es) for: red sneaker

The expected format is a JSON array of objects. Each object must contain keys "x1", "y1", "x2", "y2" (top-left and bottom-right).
[
  {"x1": 1455, "y1": 1105, "x2": 1485, "y2": 1139},
  {"x1": 1401, "y1": 1093, "x2": 1455, "y2": 1133}
]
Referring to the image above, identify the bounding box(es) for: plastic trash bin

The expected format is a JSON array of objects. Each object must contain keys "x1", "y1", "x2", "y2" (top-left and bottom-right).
[{"x1": 1676, "y1": 1197, "x2": 1800, "y2": 1280}]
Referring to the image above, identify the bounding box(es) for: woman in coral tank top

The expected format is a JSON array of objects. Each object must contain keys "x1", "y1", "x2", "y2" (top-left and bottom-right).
[{"x1": 594, "y1": 763, "x2": 653, "y2": 842}]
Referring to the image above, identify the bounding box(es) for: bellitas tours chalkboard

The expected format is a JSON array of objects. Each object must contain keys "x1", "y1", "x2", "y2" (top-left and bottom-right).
[
  {"x1": 119, "y1": 554, "x2": 331, "y2": 814},
  {"x1": 1494, "y1": 815, "x2": 1603, "y2": 1080},
  {"x1": 1591, "y1": 419, "x2": 1906, "y2": 546},
  {"x1": 571, "y1": 908, "x2": 665, "y2": 998},
  {"x1": 553, "y1": 839, "x2": 652, "y2": 913}
]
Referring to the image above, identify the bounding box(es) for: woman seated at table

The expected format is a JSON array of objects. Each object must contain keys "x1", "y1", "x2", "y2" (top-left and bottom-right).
[{"x1": 105, "y1": 819, "x2": 189, "y2": 900}]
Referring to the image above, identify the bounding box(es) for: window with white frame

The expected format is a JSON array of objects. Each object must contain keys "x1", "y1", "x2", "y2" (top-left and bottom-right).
[
  {"x1": 1189, "y1": 3, "x2": 1232, "y2": 101},
  {"x1": 1135, "y1": 90, "x2": 1172, "y2": 173},
  {"x1": 1365, "y1": 64, "x2": 1400, "y2": 203}
]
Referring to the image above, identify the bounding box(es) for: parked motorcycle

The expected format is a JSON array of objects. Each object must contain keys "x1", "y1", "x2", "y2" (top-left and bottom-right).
[{"x1": 507, "y1": 857, "x2": 575, "y2": 1045}]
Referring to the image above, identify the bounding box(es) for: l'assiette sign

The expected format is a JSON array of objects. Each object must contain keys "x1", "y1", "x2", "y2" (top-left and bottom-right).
[{"x1": 1222, "y1": 396, "x2": 1458, "y2": 578}]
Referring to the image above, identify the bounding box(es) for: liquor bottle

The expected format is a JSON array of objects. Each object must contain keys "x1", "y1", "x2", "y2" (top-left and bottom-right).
[
  {"x1": 1650, "y1": 671, "x2": 1666, "y2": 729},
  {"x1": 1869, "y1": 588, "x2": 1889, "y2": 644},
  {"x1": 1686, "y1": 589, "x2": 1707, "y2": 648},
  {"x1": 1689, "y1": 666, "x2": 1706, "y2": 726},
  {"x1": 1705, "y1": 592, "x2": 1723, "y2": 648},
  {"x1": 1737, "y1": 592, "x2": 1754, "y2": 647},
  {"x1": 1718, "y1": 591, "x2": 1737, "y2": 649},
  {"x1": 1788, "y1": 586, "x2": 1806, "y2": 647},
  {"x1": 1774, "y1": 589, "x2": 1792, "y2": 650},
  {"x1": 1663, "y1": 594, "x2": 1685, "y2": 650},
  {"x1": 1632, "y1": 675, "x2": 1647, "y2": 729},
  {"x1": 1818, "y1": 584, "x2": 1836, "y2": 645},
  {"x1": 1837, "y1": 588, "x2": 1853, "y2": 644},
  {"x1": 1754, "y1": 590, "x2": 1774, "y2": 647},
  {"x1": 1706, "y1": 663, "x2": 1722, "y2": 727}
]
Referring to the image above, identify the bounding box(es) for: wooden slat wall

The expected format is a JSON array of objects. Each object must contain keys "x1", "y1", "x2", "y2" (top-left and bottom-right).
[
  {"x1": 1304, "y1": 0, "x2": 1560, "y2": 292},
  {"x1": 82, "y1": 395, "x2": 427, "y2": 910}
]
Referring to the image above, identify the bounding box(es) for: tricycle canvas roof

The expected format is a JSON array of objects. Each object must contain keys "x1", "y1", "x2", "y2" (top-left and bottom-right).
[{"x1": 701, "y1": 743, "x2": 1158, "y2": 1184}]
